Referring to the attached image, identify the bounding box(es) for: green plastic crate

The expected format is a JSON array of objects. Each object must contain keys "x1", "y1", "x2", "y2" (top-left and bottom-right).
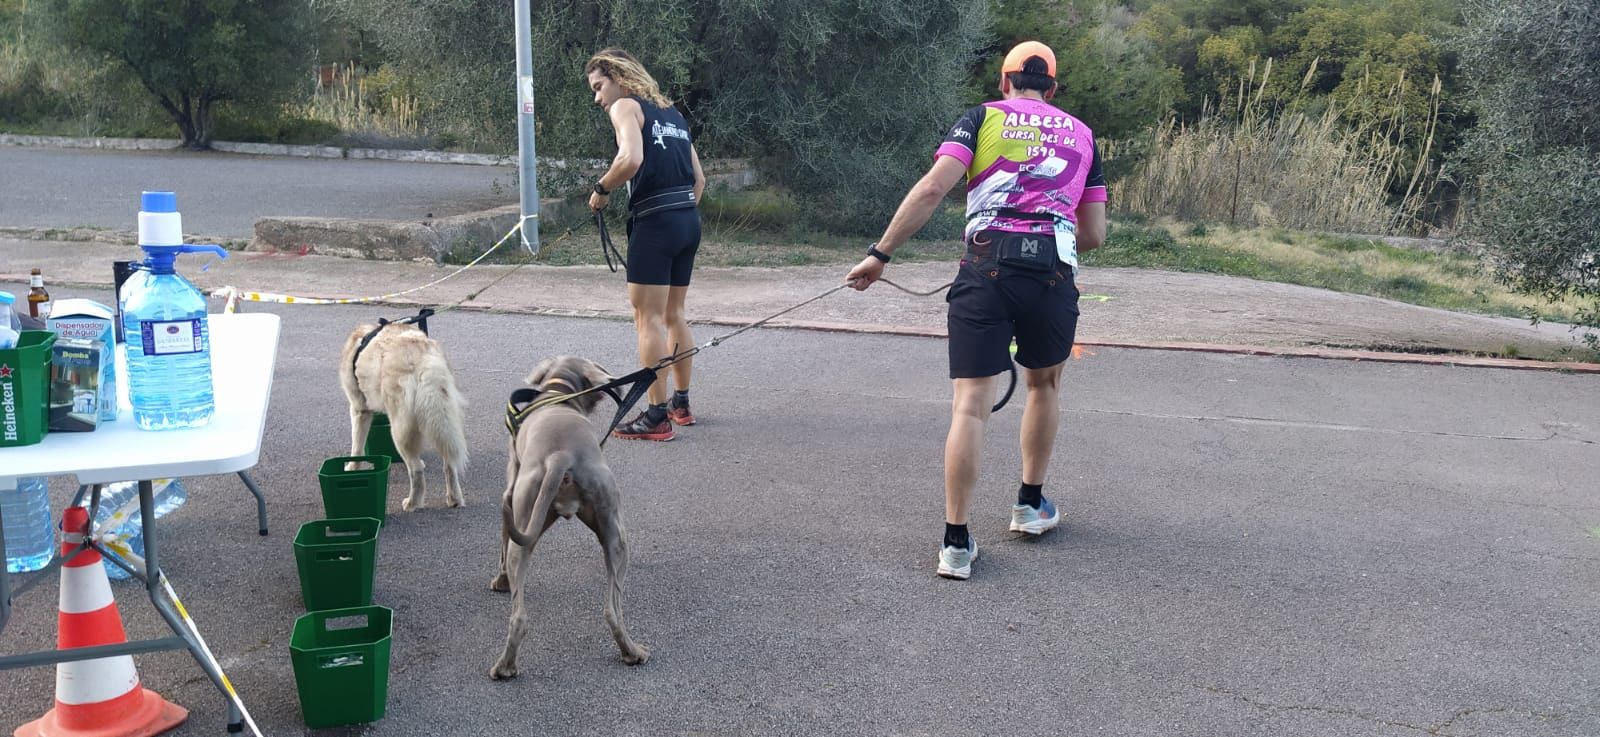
[
  {"x1": 318, "y1": 456, "x2": 391, "y2": 522},
  {"x1": 294, "y1": 517, "x2": 382, "y2": 612},
  {"x1": 0, "y1": 330, "x2": 55, "y2": 447},
  {"x1": 363, "y1": 413, "x2": 403, "y2": 465},
  {"x1": 290, "y1": 605, "x2": 393, "y2": 728}
]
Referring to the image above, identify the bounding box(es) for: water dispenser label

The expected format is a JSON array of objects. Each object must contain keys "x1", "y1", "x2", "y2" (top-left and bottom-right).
[{"x1": 140, "y1": 319, "x2": 203, "y2": 355}]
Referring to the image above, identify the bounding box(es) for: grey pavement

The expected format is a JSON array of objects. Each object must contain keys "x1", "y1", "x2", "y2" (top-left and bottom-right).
[
  {"x1": 0, "y1": 146, "x2": 514, "y2": 240},
  {"x1": 2, "y1": 286, "x2": 1597, "y2": 736}
]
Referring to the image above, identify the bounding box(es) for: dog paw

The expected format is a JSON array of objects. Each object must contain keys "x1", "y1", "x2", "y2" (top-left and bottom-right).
[
  {"x1": 489, "y1": 661, "x2": 519, "y2": 680},
  {"x1": 622, "y1": 645, "x2": 651, "y2": 666},
  {"x1": 401, "y1": 497, "x2": 421, "y2": 512},
  {"x1": 489, "y1": 574, "x2": 510, "y2": 592},
  {"x1": 446, "y1": 496, "x2": 465, "y2": 508}
]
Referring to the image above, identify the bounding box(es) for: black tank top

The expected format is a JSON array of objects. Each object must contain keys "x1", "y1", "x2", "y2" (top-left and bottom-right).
[{"x1": 628, "y1": 96, "x2": 696, "y2": 212}]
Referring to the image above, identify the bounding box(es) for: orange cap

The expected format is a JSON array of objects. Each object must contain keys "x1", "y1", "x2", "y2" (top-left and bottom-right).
[{"x1": 1001, "y1": 41, "x2": 1057, "y2": 77}]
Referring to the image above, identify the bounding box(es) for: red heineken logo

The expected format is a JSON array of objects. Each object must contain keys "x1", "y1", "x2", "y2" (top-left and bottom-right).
[{"x1": 0, "y1": 363, "x2": 12, "y2": 379}]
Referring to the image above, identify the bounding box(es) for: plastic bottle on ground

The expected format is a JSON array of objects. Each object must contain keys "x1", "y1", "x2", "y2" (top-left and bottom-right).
[
  {"x1": 3, "y1": 477, "x2": 54, "y2": 573},
  {"x1": 89, "y1": 478, "x2": 188, "y2": 580}
]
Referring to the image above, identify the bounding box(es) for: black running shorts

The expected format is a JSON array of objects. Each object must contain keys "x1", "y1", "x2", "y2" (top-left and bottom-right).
[
  {"x1": 945, "y1": 262, "x2": 1080, "y2": 379},
  {"x1": 626, "y1": 207, "x2": 701, "y2": 287}
]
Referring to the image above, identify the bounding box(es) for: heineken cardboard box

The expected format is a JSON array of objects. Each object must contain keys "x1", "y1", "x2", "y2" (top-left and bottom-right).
[
  {"x1": 50, "y1": 338, "x2": 108, "y2": 432},
  {"x1": 47, "y1": 298, "x2": 118, "y2": 423}
]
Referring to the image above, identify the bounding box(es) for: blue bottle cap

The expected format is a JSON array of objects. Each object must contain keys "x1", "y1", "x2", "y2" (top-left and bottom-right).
[
  {"x1": 0, "y1": 290, "x2": 14, "y2": 304},
  {"x1": 140, "y1": 191, "x2": 178, "y2": 213}
]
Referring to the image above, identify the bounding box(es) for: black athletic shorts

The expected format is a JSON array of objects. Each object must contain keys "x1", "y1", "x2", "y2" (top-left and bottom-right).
[
  {"x1": 945, "y1": 260, "x2": 1080, "y2": 379},
  {"x1": 626, "y1": 206, "x2": 701, "y2": 287}
]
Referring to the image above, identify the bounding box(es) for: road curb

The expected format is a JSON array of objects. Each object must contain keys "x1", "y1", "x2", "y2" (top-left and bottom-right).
[{"x1": 10, "y1": 279, "x2": 1596, "y2": 375}]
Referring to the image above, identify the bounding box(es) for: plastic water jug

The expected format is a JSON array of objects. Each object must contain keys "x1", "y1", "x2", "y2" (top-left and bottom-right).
[
  {"x1": 2, "y1": 477, "x2": 54, "y2": 573},
  {"x1": 121, "y1": 191, "x2": 227, "y2": 430},
  {"x1": 88, "y1": 478, "x2": 188, "y2": 579},
  {"x1": 0, "y1": 291, "x2": 20, "y2": 349}
]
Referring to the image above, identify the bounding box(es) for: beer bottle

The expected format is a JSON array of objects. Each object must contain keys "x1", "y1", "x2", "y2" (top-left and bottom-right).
[{"x1": 28, "y1": 267, "x2": 51, "y2": 319}]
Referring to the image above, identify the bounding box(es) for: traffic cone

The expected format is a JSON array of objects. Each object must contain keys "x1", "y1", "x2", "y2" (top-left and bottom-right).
[{"x1": 14, "y1": 506, "x2": 187, "y2": 737}]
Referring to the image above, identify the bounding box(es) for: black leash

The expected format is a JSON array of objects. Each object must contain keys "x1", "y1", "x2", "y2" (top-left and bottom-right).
[
  {"x1": 596, "y1": 210, "x2": 625, "y2": 274},
  {"x1": 638, "y1": 278, "x2": 1021, "y2": 413}
]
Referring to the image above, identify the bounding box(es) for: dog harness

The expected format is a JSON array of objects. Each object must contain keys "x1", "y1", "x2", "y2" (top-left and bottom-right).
[
  {"x1": 349, "y1": 308, "x2": 436, "y2": 394},
  {"x1": 503, "y1": 378, "x2": 589, "y2": 435},
  {"x1": 503, "y1": 366, "x2": 661, "y2": 447}
]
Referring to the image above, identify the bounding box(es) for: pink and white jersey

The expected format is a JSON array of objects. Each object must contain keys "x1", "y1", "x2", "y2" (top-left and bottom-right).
[{"x1": 935, "y1": 98, "x2": 1106, "y2": 239}]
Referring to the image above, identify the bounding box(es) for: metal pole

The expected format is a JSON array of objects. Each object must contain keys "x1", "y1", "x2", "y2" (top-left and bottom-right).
[{"x1": 513, "y1": 0, "x2": 541, "y2": 254}]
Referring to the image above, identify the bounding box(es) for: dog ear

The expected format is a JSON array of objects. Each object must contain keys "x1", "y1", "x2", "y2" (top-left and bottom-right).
[
  {"x1": 580, "y1": 360, "x2": 614, "y2": 390},
  {"x1": 524, "y1": 358, "x2": 555, "y2": 386}
]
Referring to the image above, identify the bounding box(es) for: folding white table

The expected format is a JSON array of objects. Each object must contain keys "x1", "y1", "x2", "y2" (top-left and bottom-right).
[{"x1": 0, "y1": 312, "x2": 280, "y2": 734}]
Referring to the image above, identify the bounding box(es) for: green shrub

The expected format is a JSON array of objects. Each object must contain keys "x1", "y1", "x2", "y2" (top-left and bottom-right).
[
  {"x1": 701, "y1": 188, "x2": 796, "y2": 233},
  {"x1": 1107, "y1": 222, "x2": 1178, "y2": 253},
  {"x1": 212, "y1": 110, "x2": 340, "y2": 144}
]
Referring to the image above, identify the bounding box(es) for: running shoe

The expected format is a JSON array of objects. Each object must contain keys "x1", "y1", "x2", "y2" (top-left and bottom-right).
[
  {"x1": 1010, "y1": 497, "x2": 1061, "y2": 535},
  {"x1": 611, "y1": 411, "x2": 675, "y2": 441},
  {"x1": 937, "y1": 540, "x2": 978, "y2": 580},
  {"x1": 667, "y1": 394, "x2": 696, "y2": 426}
]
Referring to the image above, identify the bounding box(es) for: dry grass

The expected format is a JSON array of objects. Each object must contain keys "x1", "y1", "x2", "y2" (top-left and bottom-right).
[
  {"x1": 1086, "y1": 219, "x2": 1591, "y2": 326},
  {"x1": 298, "y1": 64, "x2": 421, "y2": 140},
  {"x1": 1117, "y1": 59, "x2": 1441, "y2": 235}
]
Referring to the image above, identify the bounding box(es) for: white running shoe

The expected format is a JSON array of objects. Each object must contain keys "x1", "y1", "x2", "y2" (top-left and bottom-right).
[
  {"x1": 1010, "y1": 497, "x2": 1061, "y2": 535},
  {"x1": 937, "y1": 540, "x2": 978, "y2": 580}
]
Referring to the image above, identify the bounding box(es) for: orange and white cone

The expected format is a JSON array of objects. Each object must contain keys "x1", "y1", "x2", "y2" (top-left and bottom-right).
[{"x1": 14, "y1": 506, "x2": 187, "y2": 737}]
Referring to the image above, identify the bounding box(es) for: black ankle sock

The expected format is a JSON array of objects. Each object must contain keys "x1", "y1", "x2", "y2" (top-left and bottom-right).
[
  {"x1": 1018, "y1": 483, "x2": 1043, "y2": 509},
  {"x1": 673, "y1": 389, "x2": 689, "y2": 402},
  {"x1": 645, "y1": 403, "x2": 668, "y2": 424},
  {"x1": 943, "y1": 523, "x2": 970, "y2": 550}
]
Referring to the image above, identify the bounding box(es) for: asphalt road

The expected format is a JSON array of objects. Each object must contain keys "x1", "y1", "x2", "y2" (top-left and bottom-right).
[
  {"x1": 0, "y1": 147, "x2": 514, "y2": 240},
  {"x1": 1, "y1": 287, "x2": 1597, "y2": 736}
]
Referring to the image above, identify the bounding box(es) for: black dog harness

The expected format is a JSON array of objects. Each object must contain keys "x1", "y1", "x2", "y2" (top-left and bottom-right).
[
  {"x1": 350, "y1": 308, "x2": 436, "y2": 393},
  {"x1": 503, "y1": 366, "x2": 660, "y2": 447},
  {"x1": 350, "y1": 308, "x2": 435, "y2": 372}
]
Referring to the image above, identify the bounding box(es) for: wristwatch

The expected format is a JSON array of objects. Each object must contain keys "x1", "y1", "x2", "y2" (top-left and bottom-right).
[
  {"x1": 593, "y1": 181, "x2": 610, "y2": 196},
  {"x1": 866, "y1": 243, "x2": 891, "y2": 263}
]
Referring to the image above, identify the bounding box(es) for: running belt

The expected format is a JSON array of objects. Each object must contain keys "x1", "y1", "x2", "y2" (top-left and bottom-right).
[{"x1": 629, "y1": 185, "x2": 697, "y2": 220}]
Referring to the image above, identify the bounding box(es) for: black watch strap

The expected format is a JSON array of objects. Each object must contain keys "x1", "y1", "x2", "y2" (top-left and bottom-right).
[
  {"x1": 593, "y1": 181, "x2": 610, "y2": 196},
  {"x1": 867, "y1": 244, "x2": 891, "y2": 263}
]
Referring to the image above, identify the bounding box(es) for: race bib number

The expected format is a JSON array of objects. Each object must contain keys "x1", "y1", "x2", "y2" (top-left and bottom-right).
[
  {"x1": 1053, "y1": 219, "x2": 1079, "y2": 274},
  {"x1": 141, "y1": 319, "x2": 203, "y2": 355}
]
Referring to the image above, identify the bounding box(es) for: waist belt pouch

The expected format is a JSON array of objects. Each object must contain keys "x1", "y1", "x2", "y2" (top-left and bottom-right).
[
  {"x1": 975, "y1": 231, "x2": 1057, "y2": 272},
  {"x1": 630, "y1": 186, "x2": 697, "y2": 220}
]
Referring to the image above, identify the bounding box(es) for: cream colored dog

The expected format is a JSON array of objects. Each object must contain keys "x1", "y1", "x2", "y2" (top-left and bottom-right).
[{"x1": 339, "y1": 322, "x2": 468, "y2": 511}]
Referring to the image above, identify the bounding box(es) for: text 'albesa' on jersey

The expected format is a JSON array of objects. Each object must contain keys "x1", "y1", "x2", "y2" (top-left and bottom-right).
[{"x1": 935, "y1": 98, "x2": 1107, "y2": 242}]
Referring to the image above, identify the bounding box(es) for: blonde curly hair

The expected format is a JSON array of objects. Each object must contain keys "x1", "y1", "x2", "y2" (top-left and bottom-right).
[{"x1": 585, "y1": 48, "x2": 673, "y2": 109}]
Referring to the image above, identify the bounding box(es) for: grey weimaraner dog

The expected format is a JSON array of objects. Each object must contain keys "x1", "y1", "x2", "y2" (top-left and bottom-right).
[{"x1": 490, "y1": 356, "x2": 649, "y2": 680}]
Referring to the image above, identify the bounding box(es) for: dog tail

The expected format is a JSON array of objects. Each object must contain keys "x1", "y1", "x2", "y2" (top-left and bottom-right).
[
  {"x1": 410, "y1": 353, "x2": 469, "y2": 471},
  {"x1": 502, "y1": 451, "x2": 573, "y2": 547}
]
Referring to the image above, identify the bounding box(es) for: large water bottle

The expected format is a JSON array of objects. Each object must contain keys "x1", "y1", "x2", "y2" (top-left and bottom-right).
[
  {"x1": 121, "y1": 191, "x2": 227, "y2": 430},
  {"x1": 2, "y1": 477, "x2": 54, "y2": 573},
  {"x1": 0, "y1": 290, "x2": 20, "y2": 349},
  {"x1": 88, "y1": 478, "x2": 187, "y2": 580}
]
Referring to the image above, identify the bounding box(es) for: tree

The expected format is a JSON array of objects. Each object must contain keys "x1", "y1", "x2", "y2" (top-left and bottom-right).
[
  {"x1": 1453, "y1": 0, "x2": 1600, "y2": 343},
  {"x1": 336, "y1": 0, "x2": 989, "y2": 234},
  {"x1": 46, "y1": 0, "x2": 312, "y2": 148}
]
